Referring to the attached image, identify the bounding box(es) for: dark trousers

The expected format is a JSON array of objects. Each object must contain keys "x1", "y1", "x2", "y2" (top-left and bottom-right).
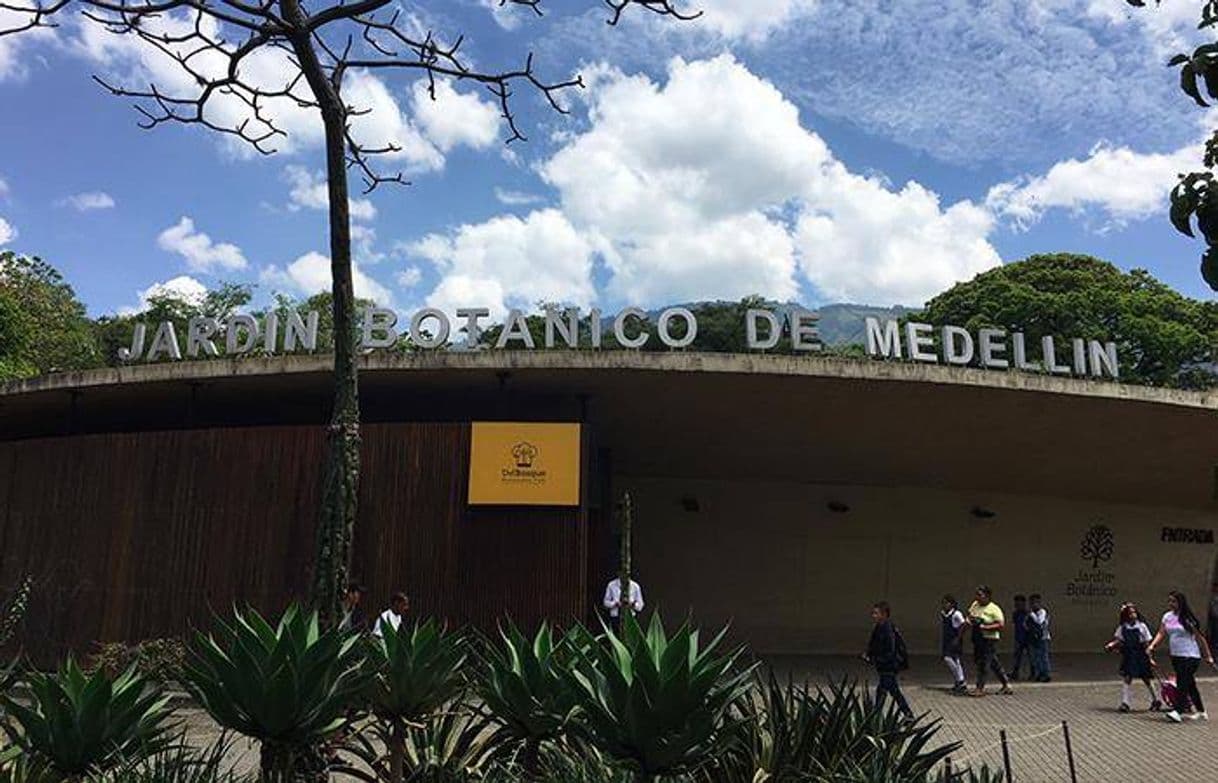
[
  {"x1": 975, "y1": 638, "x2": 1009, "y2": 689},
  {"x1": 1030, "y1": 640, "x2": 1051, "y2": 680},
  {"x1": 1011, "y1": 641, "x2": 1030, "y2": 678},
  {"x1": 1172, "y1": 656, "x2": 1205, "y2": 712},
  {"x1": 876, "y1": 672, "x2": 913, "y2": 718}
]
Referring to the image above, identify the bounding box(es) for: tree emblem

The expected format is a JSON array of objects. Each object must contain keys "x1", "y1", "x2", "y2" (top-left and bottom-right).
[
  {"x1": 1080, "y1": 524, "x2": 1115, "y2": 568},
  {"x1": 511, "y1": 442, "x2": 539, "y2": 468}
]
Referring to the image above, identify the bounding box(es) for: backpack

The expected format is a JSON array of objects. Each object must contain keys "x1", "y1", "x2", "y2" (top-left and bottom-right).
[
  {"x1": 894, "y1": 626, "x2": 911, "y2": 671},
  {"x1": 1026, "y1": 613, "x2": 1045, "y2": 643}
]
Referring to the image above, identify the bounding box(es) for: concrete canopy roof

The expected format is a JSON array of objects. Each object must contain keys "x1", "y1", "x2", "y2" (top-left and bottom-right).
[{"x1": 2, "y1": 351, "x2": 1217, "y2": 509}]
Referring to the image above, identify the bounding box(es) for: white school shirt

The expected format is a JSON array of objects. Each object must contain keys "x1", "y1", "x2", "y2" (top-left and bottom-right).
[
  {"x1": 1113, "y1": 621, "x2": 1152, "y2": 644},
  {"x1": 1030, "y1": 608, "x2": 1051, "y2": 640},
  {"x1": 373, "y1": 609, "x2": 402, "y2": 638},
  {"x1": 603, "y1": 579, "x2": 644, "y2": 618}
]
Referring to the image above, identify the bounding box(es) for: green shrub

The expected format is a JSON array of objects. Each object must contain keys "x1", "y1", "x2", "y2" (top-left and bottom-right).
[
  {"x1": 0, "y1": 657, "x2": 173, "y2": 778},
  {"x1": 364, "y1": 619, "x2": 468, "y2": 783},
  {"x1": 478, "y1": 622, "x2": 582, "y2": 777},
  {"x1": 182, "y1": 604, "x2": 366, "y2": 781},
  {"x1": 117, "y1": 737, "x2": 246, "y2": 783},
  {"x1": 569, "y1": 614, "x2": 754, "y2": 782},
  {"x1": 705, "y1": 674, "x2": 959, "y2": 782}
]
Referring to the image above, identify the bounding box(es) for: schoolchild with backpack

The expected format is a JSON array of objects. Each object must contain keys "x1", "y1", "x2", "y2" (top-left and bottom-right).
[{"x1": 864, "y1": 601, "x2": 914, "y2": 719}]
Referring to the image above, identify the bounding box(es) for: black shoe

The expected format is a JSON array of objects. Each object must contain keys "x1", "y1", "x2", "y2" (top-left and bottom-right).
[{"x1": 1118, "y1": 703, "x2": 1131, "y2": 713}]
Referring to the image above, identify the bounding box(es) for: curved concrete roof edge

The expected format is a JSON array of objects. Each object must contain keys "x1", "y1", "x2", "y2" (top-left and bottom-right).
[{"x1": 4, "y1": 351, "x2": 1217, "y2": 410}]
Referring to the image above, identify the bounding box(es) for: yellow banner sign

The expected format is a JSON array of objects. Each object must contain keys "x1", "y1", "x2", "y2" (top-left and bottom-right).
[{"x1": 468, "y1": 422, "x2": 582, "y2": 506}]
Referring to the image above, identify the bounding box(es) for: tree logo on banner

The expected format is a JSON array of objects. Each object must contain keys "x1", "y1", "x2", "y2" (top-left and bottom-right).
[{"x1": 1080, "y1": 524, "x2": 1115, "y2": 569}]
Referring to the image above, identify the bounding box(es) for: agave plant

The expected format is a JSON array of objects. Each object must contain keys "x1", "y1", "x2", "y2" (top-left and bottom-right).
[
  {"x1": 364, "y1": 619, "x2": 468, "y2": 783},
  {"x1": 0, "y1": 657, "x2": 173, "y2": 780},
  {"x1": 119, "y1": 736, "x2": 247, "y2": 783},
  {"x1": 477, "y1": 622, "x2": 582, "y2": 778},
  {"x1": 182, "y1": 604, "x2": 367, "y2": 781},
  {"x1": 706, "y1": 673, "x2": 959, "y2": 783},
  {"x1": 397, "y1": 706, "x2": 497, "y2": 783},
  {"x1": 569, "y1": 614, "x2": 754, "y2": 783}
]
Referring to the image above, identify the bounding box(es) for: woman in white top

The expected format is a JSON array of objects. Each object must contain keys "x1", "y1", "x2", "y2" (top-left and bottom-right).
[{"x1": 1148, "y1": 590, "x2": 1215, "y2": 722}]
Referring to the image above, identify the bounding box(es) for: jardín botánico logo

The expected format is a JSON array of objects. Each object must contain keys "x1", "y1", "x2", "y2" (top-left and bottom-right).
[{"x1": 1079, "y1": 524, "x2": 1115, "y2": 569}]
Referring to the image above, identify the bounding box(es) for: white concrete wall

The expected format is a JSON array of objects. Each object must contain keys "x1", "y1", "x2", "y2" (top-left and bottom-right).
[{"x1": 623, "y1": 476, "x2": 1217, "y2": 654}]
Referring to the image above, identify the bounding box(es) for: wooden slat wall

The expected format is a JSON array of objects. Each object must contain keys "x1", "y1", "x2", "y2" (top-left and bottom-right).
[{"x1": 0, "y1": 423, "x2": 586, "y2": 663}]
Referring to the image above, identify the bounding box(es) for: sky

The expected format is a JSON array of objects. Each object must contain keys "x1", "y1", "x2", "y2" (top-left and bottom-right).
[{"x1": 0, "y1": 0, "x2": 1216, "y2": 318}]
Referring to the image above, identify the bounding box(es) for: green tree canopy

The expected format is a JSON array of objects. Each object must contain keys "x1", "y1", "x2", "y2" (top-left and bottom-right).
[
  {"x1": 914, "y1": 253, "x2": 1218, "y2": 389},
  {"x1": 0, "y1": 252, "x2": 99, "y2": 380}
]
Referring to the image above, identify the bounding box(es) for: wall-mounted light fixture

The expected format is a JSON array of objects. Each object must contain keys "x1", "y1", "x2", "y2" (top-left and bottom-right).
[{"x1": 827, "y1": 501, "x2": 850, "y2": 513}]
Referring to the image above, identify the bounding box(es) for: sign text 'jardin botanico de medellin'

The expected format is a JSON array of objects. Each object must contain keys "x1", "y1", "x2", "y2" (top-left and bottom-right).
[{"x1": 119, "y1": 306, "x2": 1121, "y2": 380}]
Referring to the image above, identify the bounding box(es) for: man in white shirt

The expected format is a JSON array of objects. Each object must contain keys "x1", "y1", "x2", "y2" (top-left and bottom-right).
[
  {"x1": 603, "y1": 576, "x2": 644, "y2": 631},
  {"x1": 373, "y1": 592, "x2": 409, "y2": 638}
]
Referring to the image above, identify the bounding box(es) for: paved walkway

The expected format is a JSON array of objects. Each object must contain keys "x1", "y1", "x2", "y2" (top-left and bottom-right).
[
  {"x1": 184, "y1": 655, "x2": 1218, "y2": 782},
  {"x1": 772, "y1": 654, "x2": 1218, "y2": 783}
]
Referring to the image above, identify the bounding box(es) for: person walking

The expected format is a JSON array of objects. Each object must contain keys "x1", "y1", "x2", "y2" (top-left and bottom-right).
[
  {"x1": 1027, "y1": 593, "x2": 1052, "y2": 682},
  {"x1": 1104, "y1": 602, "x2": 1160, "y2": 713},
  {"x1": 372, "y1": 592, "x2": 410, "y2": 638},
  {"x1": 1148, "y1": 590, "x2": 1215, "y2": 722},
  {"x1": 1009, "y1": 594, "x2": 1030, "y2": 681},
  {"x1": 967, "y1": 585, "x2": 1013, "y2": 697},
  {"x1": 940, "y1": 594, "x2": 968, "y2": 694},
  {"x1": 865, "y1": 601, "x2": 914, "y2": 719},
  {"x1": 602, "y1": 575, "x2": 644, "y2": 632}
]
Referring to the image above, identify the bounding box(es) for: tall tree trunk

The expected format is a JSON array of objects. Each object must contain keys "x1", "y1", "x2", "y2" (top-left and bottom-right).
[
  {"x1": 389, "y1": 720, "x2": 406, "y2": 783},
  {"x1": 312, "y1": 102, "x2": 361, "y2": 630},
  {"x1": 283, "y1": 0, "x2": 361, "y2": 629}
]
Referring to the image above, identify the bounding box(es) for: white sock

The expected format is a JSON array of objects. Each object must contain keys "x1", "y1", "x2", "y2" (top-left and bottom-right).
[{"x1": 1120, "y1": 683, "x2": 1132, "y2": 706}]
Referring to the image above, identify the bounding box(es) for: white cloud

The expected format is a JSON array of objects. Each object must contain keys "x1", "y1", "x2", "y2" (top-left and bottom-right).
[
  {"x1": 0, "y1": 8, "x2": 53, "y2": 82},
  {"x1": 60, "y1": 191, "x2": 116, "y2": 211},
  {"x1": 744, "y1": 0, "x2": 1205, "y2": 166},
  {"x1": 118, "y1": 275, "x2": 208, "y2": 315},
  {"x1": 494, "y1": 188, "x2": 545, "y2": 206},
  {"x1": 261, "y1": 251, "x2": 393, "y2": 305},
  {"x1": 284, "y1": 166, "x2": 377, "y2": 222},
  {"x1": 408, "y1": 209, "x2": 596, "y2": 318},
  {"x1": 688, "y1": 0, "x2": 817, "y2": 43},
  {"x1": 0, "y1": 177, "x2": 9, "y2": 198},
  {"x1": 410, "y1": 79, "x2": 501, "y2": 153},
  {"x1": 479, "y1": 0, "x2": 524, "y2": 30},
  {"x1": 0, "y1": 217, "x2": 15, "y2": 245},
  {"x1": 987, "y1": 141, "x2": 1199, "y2": 228},
  {"x1": 157, "y1": 217, "x2": 248, "y2": 272},
  {"x1": 397, "y1": 266, "x2": 423, "y2": 288},
  {"x1": 543, "y1": 55, "x2": 997, "y2": 306},
  {"x1": 797, "y1": 175, "x2": 1000, "y2": 304}
]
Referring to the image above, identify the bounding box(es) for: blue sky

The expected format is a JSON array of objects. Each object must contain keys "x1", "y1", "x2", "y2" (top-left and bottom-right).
[{"x1": 0, "y1": 0, "x2": 1214, "y2": 317}]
